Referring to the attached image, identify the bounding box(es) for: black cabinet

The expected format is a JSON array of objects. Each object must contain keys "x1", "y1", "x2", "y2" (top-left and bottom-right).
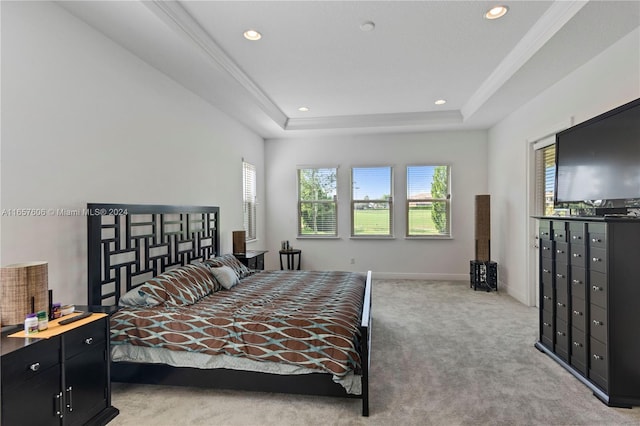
[
  {"x1": 535, "y1": 217, "x2": 640, "y2": 407},
  {"x1": 1, "y1": 315, "x2": 118, "y2": 425},
  {"x1": 234, "y1": 250, "x2": 267, "y2": 270}
]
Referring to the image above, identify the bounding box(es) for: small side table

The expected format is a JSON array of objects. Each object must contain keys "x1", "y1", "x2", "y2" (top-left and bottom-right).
[{"x1": 279, "y1": 249, "x2": 301, "y2": 270}]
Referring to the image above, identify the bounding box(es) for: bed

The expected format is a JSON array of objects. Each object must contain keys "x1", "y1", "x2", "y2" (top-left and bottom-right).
[{"x1": 86, "y1": 203, "x2": 372, "y2": 416}]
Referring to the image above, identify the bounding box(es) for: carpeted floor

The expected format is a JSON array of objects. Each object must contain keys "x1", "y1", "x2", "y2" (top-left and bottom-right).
[{"x1": 109, "y1": 280, "x2": 640, "y2": 425}]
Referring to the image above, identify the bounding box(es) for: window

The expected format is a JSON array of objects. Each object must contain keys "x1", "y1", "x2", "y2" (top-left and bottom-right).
[
  {"x1": 242, "y1": 161, "x2": 256, "y2": 241},
  {"x1": 406, "y1": 165, "x2": 451, "y2": 237},
  {"x1": 534, "y1": 142, "x2": 579, "y2": 216},
  {"x1": 534, "y1": 144, "x2": 557, "y2": 217},
  {"x1": 352, "y1": 166, "x2": 393, "y2": 237},
  {"x1": 297, "y1": 167, "x2": 337, "y2": 236}
]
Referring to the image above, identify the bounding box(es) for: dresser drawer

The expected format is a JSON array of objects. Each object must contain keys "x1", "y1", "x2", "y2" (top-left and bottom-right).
[
  {"x1": 552, "y1": 221, "x2": 567, "y2": 242},
  {"x1": 570, "y1": 266, "x2": 587, "y2": 300},
  {"x1": 588, "y1": 232, "x2": 606, "y2": 249},
  {"x1": 540, "y1": 239, "x2": 554, "y2": 259},
  {"x1": 587, "y1": 220, "x2": 606, "y2": 243},
  {"x1": 569, "y1": 243, "x2": 585, "y2": 267},
  {"x1": 555, "y1": 319, "x2": 569, "y2": 361},
  {"x1": 1, "y1": 336, "x2": 60, "y2": 386},
  {"x1": 539, "y1": 221, "x2": 552, "y2": 240},
  {"x1": 541, "y1": 258, "x2": 554, "y2": 286},
  {"x1": 589, "y1": 247, "x2": 607, "y2": 273},
  {"x1": 568, "y1": 222, "x2": 585, "y2": 244},
  {"x1": 571, "y1": 297, "x2": 587, "y2": 332},
  {"x1": 590, "y1": 338, "x2": 608, "y2": 391},
  {"x1": 590, "y1": 271, "x2": 607, "y2": 309},
  {"x1": 555, "y1": 264, "x2": 568, "y2": 301},
  {"x1": 64, "y1": 317, "x2": 106, "y2": 360},
  {"x1": 556, "y1": 297, "x2": 569, "y2": 325},
  {"x1": 541, "y1": 310, "x2": 554, "y2": 349},
  {"x1": 542, "y1": 282, "x2": 554, "y2": 313},
  {"x1": 555, "y1": 242, "x2": 569, "y2": 264},
  {"x1": 590, "y1": 304, "x2": 608, "y2": 344},
  {"x1": 570, "y1": 326, "x2": 587, "y2": 375}
]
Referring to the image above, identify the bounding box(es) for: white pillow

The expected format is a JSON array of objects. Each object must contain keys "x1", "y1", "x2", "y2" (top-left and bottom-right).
[{"x1": 210, "y1": 265, "x2": 240, "y2": 290}]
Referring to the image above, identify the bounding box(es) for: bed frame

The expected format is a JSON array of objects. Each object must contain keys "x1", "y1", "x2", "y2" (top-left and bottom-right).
[{"x1": 86, "y1": 203, "x2": 372, "y2": 416}]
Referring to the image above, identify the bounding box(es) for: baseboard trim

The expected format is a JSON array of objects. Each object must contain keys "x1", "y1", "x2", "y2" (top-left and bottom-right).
[{"x1": 372, "y1": 272, "x2": 468, "y2": 281}]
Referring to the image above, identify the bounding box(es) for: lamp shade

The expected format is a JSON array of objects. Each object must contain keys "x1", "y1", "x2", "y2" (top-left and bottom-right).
[{"x1": 0, "y1": 261, "x2": 48, "y2": 326}]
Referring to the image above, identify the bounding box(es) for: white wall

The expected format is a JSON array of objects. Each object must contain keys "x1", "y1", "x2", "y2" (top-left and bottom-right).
[
  {"x1": 488, "y1": 27, "x2": 640, "y2": 305},
  {"x1": 264, "y1": 131, "x2": 488, "y2": 278},
  {"x1": 0, "y1": 2, "x2": 265, "y2": 305}
]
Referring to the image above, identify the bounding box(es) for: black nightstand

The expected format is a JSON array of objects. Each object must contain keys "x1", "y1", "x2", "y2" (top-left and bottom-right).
[
  {"x1": 234, "y1": 250, "x2": 267, "y2": 270},
  {"x1": 1, "y1": 313, "x2": 119, "y2": 425}
]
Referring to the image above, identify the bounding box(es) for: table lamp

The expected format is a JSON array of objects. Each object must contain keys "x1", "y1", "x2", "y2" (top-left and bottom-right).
[{"x1": 0, "y1": 261, "x2": 49, "y2": 326}]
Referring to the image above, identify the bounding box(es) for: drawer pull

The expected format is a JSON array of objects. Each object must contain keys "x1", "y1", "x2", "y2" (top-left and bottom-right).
[
  {"x1": 56, "y1": 392, "x2": 64, "y2": 418},
  {"x1": 556, "y1": 249, "x2": 565, "y2": 254},
  {"x1": 572, "y1": 279, "x2": 582, "y2": 284},
  {"x1": 556, "y1": 273, "x2": 565, "y2": 278},
  {"x1": 573, "y1": 310, "x2": 582, "y2": 316},
  {"x1": 542, "y1": 268, "x2": 550, "y2": 273},
  {"x1": 557, "y1": 302, "x2": 566, "y2": 307},
  {"x1": 592, "y1": 257, "x2": 602, "y2": 262},
  {"x1": 556, "y1": 331, "x2": 565, "y2": 336},
  {"x1": 593, "y1": 320, "x2": 603, "y2": 326},
  {"x1": 592, "y1": 286, "x2": 603, "y2": 292},
  {"x1": 572, "y1": 235, "x2": 582, "y2": 240},
  {"x1": 84, "y1": 337, "x2": 93, "y2": 345},
  {"x1": 542, "y1": 247, "x2": 550, "y2": 251},
  {"x1": 591, "y1": 237, "x2": 602, "y2": 243},
  {"x1": 572, "y1": 253, "x2": 581, "y2": 258},
  {"x1": 573, "y1": 341, "x2": 583, "y2": 347},
  {"x1": 593, "y1": 354, "x2": 604, "y2": 360},
  {"x1": 543, "y1": 322, "x2": 551, "y2": 328},
  {"x1": 66, "y1": 386, "x2": 73, "y2": 412},
  {"x1": 543, "y1": 295, "x2": 551, "y2": 300},
  {"x1": 29, "y1": 362, "x2": 40, "y2": 372}
]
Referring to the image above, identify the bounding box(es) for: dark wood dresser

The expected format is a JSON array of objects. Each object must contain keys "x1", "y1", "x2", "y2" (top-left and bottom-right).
[
  {"x1": 234, "y1": 250, "x2": 267, "y2": 270},
  {"x1": 535, "y1": 216, "x2": 640, "y2": 407},
  {"x1": 1, "y1": 313, "x2": 118, "y2": 425}
]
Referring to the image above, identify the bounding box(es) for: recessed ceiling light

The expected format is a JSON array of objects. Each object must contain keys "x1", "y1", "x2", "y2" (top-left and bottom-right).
[
  {"x1": 298, "y1": 107, "x2": 310, "y2": 112},
  {"x1": 434, "y1": 99, "x2": 447, "y2": 105},
  {"x1": 360, "y1": 21, "x2": 375, "y2": 32},
  {"x1": 243, "y1": 29, "x2": 262, "y2": 41},
  {"x1": 484, "y1": 5, "x2": 509, "y2": 20}
]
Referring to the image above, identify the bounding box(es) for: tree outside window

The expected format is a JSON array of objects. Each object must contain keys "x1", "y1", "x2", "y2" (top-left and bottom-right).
[
  {"x1": 407, "y1": 165, "x2": 451, "y2": 237},
  {"x1": 298, "y1": 168, "x2": 337, "y2": 236}
]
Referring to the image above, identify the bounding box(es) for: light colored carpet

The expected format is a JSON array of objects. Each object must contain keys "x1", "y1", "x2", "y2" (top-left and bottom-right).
[{"x1": 109, "y1": 280, "x2": 640, "y2": 425}]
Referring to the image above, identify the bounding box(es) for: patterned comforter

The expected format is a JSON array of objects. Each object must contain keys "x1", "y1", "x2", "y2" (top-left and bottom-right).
[{"x1": 110, "y1": 270, "x2": 366, "y2": 377}]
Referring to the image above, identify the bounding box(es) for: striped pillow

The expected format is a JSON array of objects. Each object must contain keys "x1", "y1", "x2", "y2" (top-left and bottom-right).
[{"x1": 137, "y1": 263, "x2": 220, "y2": 307}]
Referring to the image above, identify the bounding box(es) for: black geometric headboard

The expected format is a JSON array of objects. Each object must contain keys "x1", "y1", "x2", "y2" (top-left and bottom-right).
[{"x1": 87, "y1": 203, "x2": 219, "y2": 306}]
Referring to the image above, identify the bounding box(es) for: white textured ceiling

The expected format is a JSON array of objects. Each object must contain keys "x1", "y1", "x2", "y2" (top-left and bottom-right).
[{"x1": 59, "y1": 1, "x2": 640, "y2": 138}]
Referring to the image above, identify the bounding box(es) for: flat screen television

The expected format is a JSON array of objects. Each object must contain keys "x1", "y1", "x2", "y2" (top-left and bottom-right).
[{"x1": 554, "y1": 97, "x2": 640, "y2": 212}]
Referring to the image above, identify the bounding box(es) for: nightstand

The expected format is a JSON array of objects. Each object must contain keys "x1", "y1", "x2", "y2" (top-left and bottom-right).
[
  {"x1": 234, "y1": 250, "x2": 267, "y2": 270},
  {"x1": 1, "y1": 312, "x2": 119, "y2": 425}
]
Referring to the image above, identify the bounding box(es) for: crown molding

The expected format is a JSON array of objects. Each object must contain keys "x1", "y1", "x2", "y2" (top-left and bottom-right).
[
  {"x1": 144, "y1": 0, "x2": 288, "y2": 129},
  {"x1": 461, "y1": 0, "x2": 588, "y2": 120},
  {"x1": 285, "y1": 110, "x2": 463, "y2": 131}
]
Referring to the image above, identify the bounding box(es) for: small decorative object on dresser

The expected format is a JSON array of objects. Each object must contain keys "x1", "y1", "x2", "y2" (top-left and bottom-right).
[{"x1": 0, "y1": 261, "x2": 49, "y2": 325}]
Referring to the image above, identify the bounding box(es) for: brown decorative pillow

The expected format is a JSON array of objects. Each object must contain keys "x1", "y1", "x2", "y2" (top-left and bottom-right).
[{"x1": 136, "y1": 263, "x2": 220, "y2": 307}]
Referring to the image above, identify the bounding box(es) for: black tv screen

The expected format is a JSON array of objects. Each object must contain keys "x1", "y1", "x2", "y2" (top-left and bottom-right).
[{"x1": 555, "y1": 98, "x2": 640, "y2": 206}]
